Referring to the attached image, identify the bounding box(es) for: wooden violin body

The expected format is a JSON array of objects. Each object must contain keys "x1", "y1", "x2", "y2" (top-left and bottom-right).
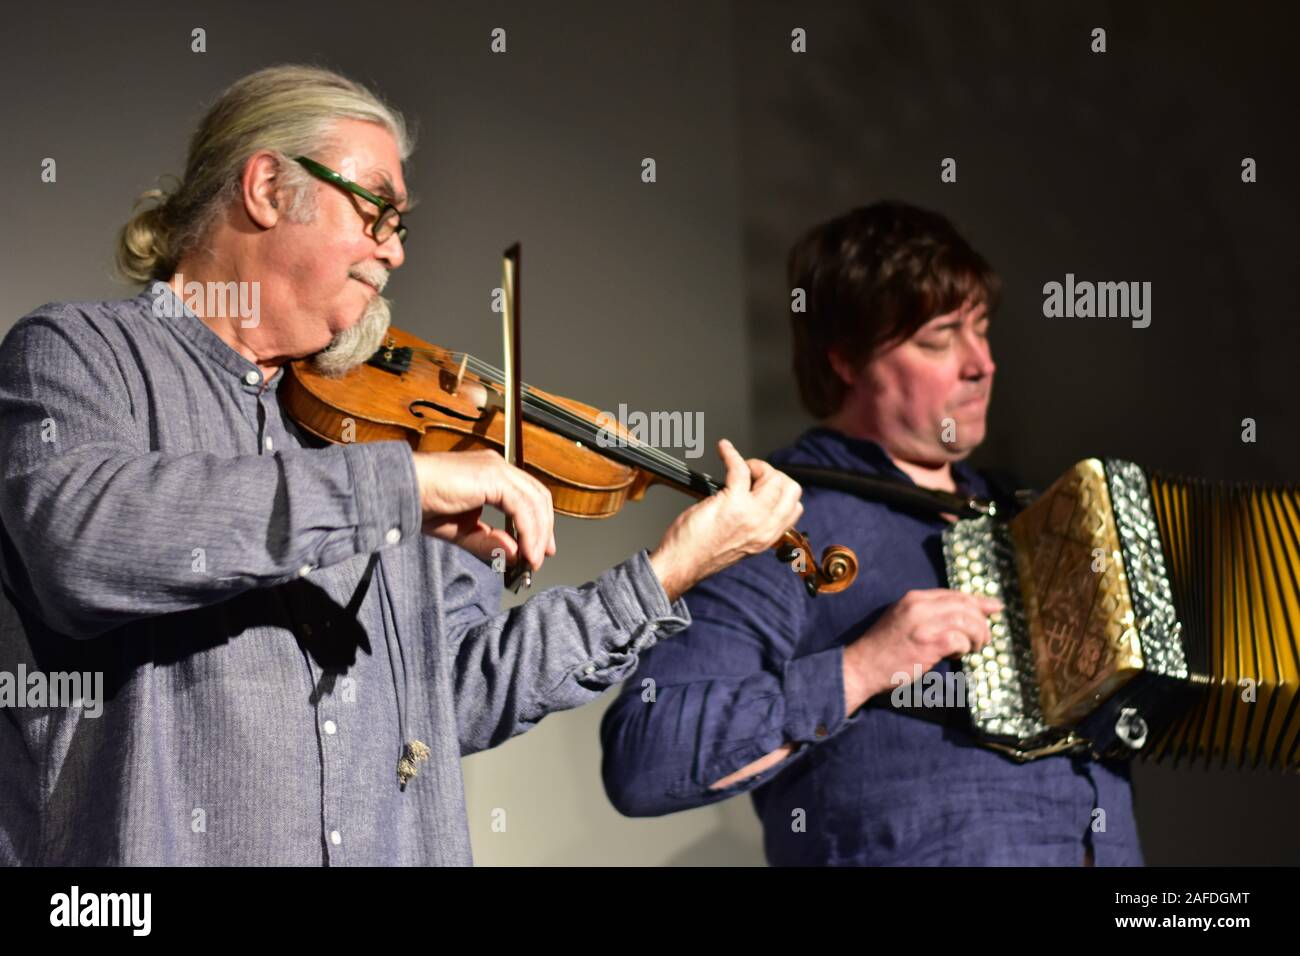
[
  {"x1": 282, "y1": 326, "x2": 857, "y2": 595},
  {"x1": 284, "y1": 328, "x2": 650, "y2": 518}
]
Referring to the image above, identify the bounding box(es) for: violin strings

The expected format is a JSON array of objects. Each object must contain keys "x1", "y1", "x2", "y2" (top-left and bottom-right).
[
  {"x1": 419, "y1": 347, "x2": 692, "y2": 482},
  {"x1": 447, "y1": 351, "x2": 718, "y2": 493}
]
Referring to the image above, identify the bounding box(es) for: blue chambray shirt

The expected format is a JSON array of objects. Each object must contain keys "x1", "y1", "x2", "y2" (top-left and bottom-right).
[
  {"x1": 0, "y1": 285, "x2": 690, "y2": 866},
  {"x1": 601, "y1": 427, "x2": 1144, "y2": 866}
]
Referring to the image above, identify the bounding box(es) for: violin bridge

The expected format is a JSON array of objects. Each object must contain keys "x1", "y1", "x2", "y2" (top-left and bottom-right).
[{"x1": 452, "y1": 353, "x2": 469, "y2": 395}]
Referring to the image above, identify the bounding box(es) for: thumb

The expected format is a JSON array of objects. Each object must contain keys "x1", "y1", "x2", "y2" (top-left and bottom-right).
[{"x1": 718, "y1": 438, "x2": 750, "y2": 493}]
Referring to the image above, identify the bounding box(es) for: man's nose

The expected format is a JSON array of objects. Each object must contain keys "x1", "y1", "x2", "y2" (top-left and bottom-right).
[
  {"x1": 963, "y1": 334, "x2": 995, "y2": 379},
  {"x1": 377, "y1": 232, "x2": 405, "y2": 270}
]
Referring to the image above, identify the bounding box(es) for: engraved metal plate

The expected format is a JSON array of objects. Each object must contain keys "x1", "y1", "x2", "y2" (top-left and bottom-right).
[{"x1": 1104, "y1": 459, "x2": 1188, "y2": 682}]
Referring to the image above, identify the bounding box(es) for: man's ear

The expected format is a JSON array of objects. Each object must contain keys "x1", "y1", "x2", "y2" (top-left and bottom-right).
[
  {"x1": 827, "y1": 347, "x2": 860, "y2": 387},
  {"x1": 241, "y1": 151, "x2": 283, "y2": 230}
]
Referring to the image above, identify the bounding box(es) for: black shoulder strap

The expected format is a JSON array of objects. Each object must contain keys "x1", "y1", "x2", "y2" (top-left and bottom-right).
[{"x1": 780, "y1": 465, "x2": 1000, "y2": 520}]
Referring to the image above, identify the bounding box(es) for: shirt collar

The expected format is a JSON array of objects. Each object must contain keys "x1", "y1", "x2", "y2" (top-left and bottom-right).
[{"x1": 138, "y1": 282, "x2": 283, "y2": 392}]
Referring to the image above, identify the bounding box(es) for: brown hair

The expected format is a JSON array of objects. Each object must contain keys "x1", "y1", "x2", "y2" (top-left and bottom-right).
[{"x1": 788, "y1": 201, "x2": 1001, "y2": 418}]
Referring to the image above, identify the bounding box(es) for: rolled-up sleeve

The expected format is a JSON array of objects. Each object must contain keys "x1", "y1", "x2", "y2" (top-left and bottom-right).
[{"x1": 599, "y1": 549, "x2": 857, "y2": 817}]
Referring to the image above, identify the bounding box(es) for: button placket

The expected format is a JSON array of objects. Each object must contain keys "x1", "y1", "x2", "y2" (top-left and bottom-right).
[{"x1": 318, "y1": 672, "x2": 344, "y2": 864}]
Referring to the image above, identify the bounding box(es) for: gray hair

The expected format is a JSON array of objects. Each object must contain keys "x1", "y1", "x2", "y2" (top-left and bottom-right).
[{"x1": 115, "y1": 64, "x2": 413, "y2": 284}]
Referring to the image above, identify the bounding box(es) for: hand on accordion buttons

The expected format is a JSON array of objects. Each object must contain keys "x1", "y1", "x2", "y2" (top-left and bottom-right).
[{"x1": 845, "y1": 588, "x2": 1003, "y2": 702}]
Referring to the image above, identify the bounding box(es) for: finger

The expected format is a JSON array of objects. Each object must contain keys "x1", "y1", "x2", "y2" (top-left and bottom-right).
[
  {"x1": 784, "y1": 498, "x2": 805, "y2": 531},
  {"x1": 498, "y1": 464, "x2": 553, "y2": 571},
  {"x1": 907, "y1": 587, "x2": 979, "y2": 604},
  {"x1": 747, "y1": 457, "x2": 776, "y2": 487},
  {"x1": 520, "y1": 473, "x2": 555, "y2": 570},
  {"x1": 961, "y1": 610, "x2": 994, "y2": 651},
  {"x1": 920, "y1": 590, "x2": 1005, "y2": 616},
  {"x1": 527, "y1": 475, "x2": 555, "y2": 568},
  {"x1": 961, "y1": 591, "x2": 1005, "y2": 611},
  {"x1": 939, "y1": 630, "x2": 972, "y2": 658},
  {"x1": 495, "y1": 469, "x2": 543, "y2": 571},
  {"x1": 517, "y1": 481, "x2": 547, "y2": 571},
  {"x1": 948, "y1": 610, "x2": 992, "y2": 652},
  {"x1": 774, "y1": 481, "x2": 803, "y2": 531},
  {"x1": 753, "y1": 468, "x2": 794, "y2": 508},
  {"x1": 460, "y1": 526, "x2": 518, "y2": 565}
]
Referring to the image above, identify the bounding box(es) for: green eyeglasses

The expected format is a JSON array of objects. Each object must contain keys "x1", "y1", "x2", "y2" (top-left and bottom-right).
[{"x1": 294, "y1": 155, "x2": 408, "y2": 245}]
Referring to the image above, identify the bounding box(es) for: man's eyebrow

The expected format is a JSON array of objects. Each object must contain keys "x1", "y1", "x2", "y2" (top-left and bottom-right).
[
  {"x1": 359, "y1": 169, "x2": 410, "y2": 210},
  {"x1": 924, "y1": 308, "x2": 991, "y2": 330}
]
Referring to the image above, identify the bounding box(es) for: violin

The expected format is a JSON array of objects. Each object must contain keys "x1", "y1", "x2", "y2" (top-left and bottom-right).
[{"x1": 280, "y1": 326, "x2": 857, "y2": 595}]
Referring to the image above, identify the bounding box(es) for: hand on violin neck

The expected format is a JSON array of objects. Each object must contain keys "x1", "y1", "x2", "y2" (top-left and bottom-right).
[
  {"x1": 648, "y1": 438, "x2": 804, "y2": 601},
  {"x1": 411, "y1": 449, "x2": 556, "y2": 571}
]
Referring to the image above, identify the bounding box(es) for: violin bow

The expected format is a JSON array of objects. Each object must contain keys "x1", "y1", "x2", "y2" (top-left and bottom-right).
[{"x1": 501, "y1": 242, "x2": 531, "y2": 591}]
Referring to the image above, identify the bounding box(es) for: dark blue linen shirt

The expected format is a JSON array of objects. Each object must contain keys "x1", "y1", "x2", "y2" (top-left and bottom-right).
[{"x1": 601, "y1": 426, "x2": 1144, "y2": 866}]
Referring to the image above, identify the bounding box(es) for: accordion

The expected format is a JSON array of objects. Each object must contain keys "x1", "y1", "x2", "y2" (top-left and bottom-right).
[{"x1": 944, "y1": 458, "x2": 1300, "y2": 770}]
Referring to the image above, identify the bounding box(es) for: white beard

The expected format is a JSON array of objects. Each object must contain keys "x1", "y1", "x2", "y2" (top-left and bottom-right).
[{"x1": 312, "y1": 292, "x2": 392, "y2": 377}]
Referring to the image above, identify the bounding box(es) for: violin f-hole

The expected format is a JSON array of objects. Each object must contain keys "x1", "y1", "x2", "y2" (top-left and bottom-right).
[{"x1": 409, "y1": 399, "x2": 482, "y2": 423}]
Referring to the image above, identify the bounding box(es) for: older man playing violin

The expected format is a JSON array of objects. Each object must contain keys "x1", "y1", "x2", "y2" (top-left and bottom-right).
[{"x1": 0, "y1": 65, "x2": 802, "y2": 866}]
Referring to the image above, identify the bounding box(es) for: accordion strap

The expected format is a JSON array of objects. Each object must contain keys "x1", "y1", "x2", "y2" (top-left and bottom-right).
[{"x1": 780, "y1": 465, "x2": 1001, "y2": 520}]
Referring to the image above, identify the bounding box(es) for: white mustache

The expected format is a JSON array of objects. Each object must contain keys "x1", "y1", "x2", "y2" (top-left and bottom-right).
[{"x1": 349, "y1": 265, "x2": 389, "y2": 293}]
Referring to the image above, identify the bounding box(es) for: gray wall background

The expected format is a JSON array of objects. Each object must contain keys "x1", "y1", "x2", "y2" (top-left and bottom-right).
[{"x1": 1, "y1": 0, "x2": 1296, "y2": 864}]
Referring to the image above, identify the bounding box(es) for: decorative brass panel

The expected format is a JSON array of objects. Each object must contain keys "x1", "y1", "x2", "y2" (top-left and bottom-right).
[{"x1": 1009, "y1": 459, "x2": 1145, "y2": 726}]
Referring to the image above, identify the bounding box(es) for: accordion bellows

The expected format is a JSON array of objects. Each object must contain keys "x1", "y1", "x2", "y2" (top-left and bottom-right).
[{"x1": 943, "y1": 459, "x2": 1300, "y2": 770}]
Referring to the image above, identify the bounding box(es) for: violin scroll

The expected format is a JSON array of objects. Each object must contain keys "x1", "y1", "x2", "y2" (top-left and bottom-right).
[{"x1": 776, "y1": 529, "x2": 859, "y2": 597}]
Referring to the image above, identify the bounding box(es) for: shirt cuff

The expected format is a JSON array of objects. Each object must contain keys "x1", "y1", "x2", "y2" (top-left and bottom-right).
[
  {"x1": 780, "y1": 644, "x2": 849, "y2": 744},
  {"x1": 582, "y1": 549, "x2": 692, "y2": 683},
  {"x1": 343, "y1": 440, "x2": 422, "y2": 554},
  {"x1": 598, "y1": 549, "x2": 690, "y2": 633}
]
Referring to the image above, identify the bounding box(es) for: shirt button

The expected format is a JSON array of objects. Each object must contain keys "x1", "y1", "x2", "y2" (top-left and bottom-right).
[
  {"x1": 583, "y1": 664, "x2": 596, "y2": 676},
  {"x1": 385, "y1": 527, "x2": 402, "y2": 545},
  {"x1": 323, "y1": 720, "x2": 337, "y2": 736},
  {"x1": 298, "y1": 564, "x2": 314, "y2": 577},
  {"x1": 330, "y1": 830, "x2": 342, "y2": 846},
  {"x1": 814, "y1": 725, "x2": 828, "y2": 738},
  {"x1": 244, "y1": 370, "x2": 261, "y2": 386},
  {"x1": 264, "y1": 435, "x2": 274, "y2": 451}
]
